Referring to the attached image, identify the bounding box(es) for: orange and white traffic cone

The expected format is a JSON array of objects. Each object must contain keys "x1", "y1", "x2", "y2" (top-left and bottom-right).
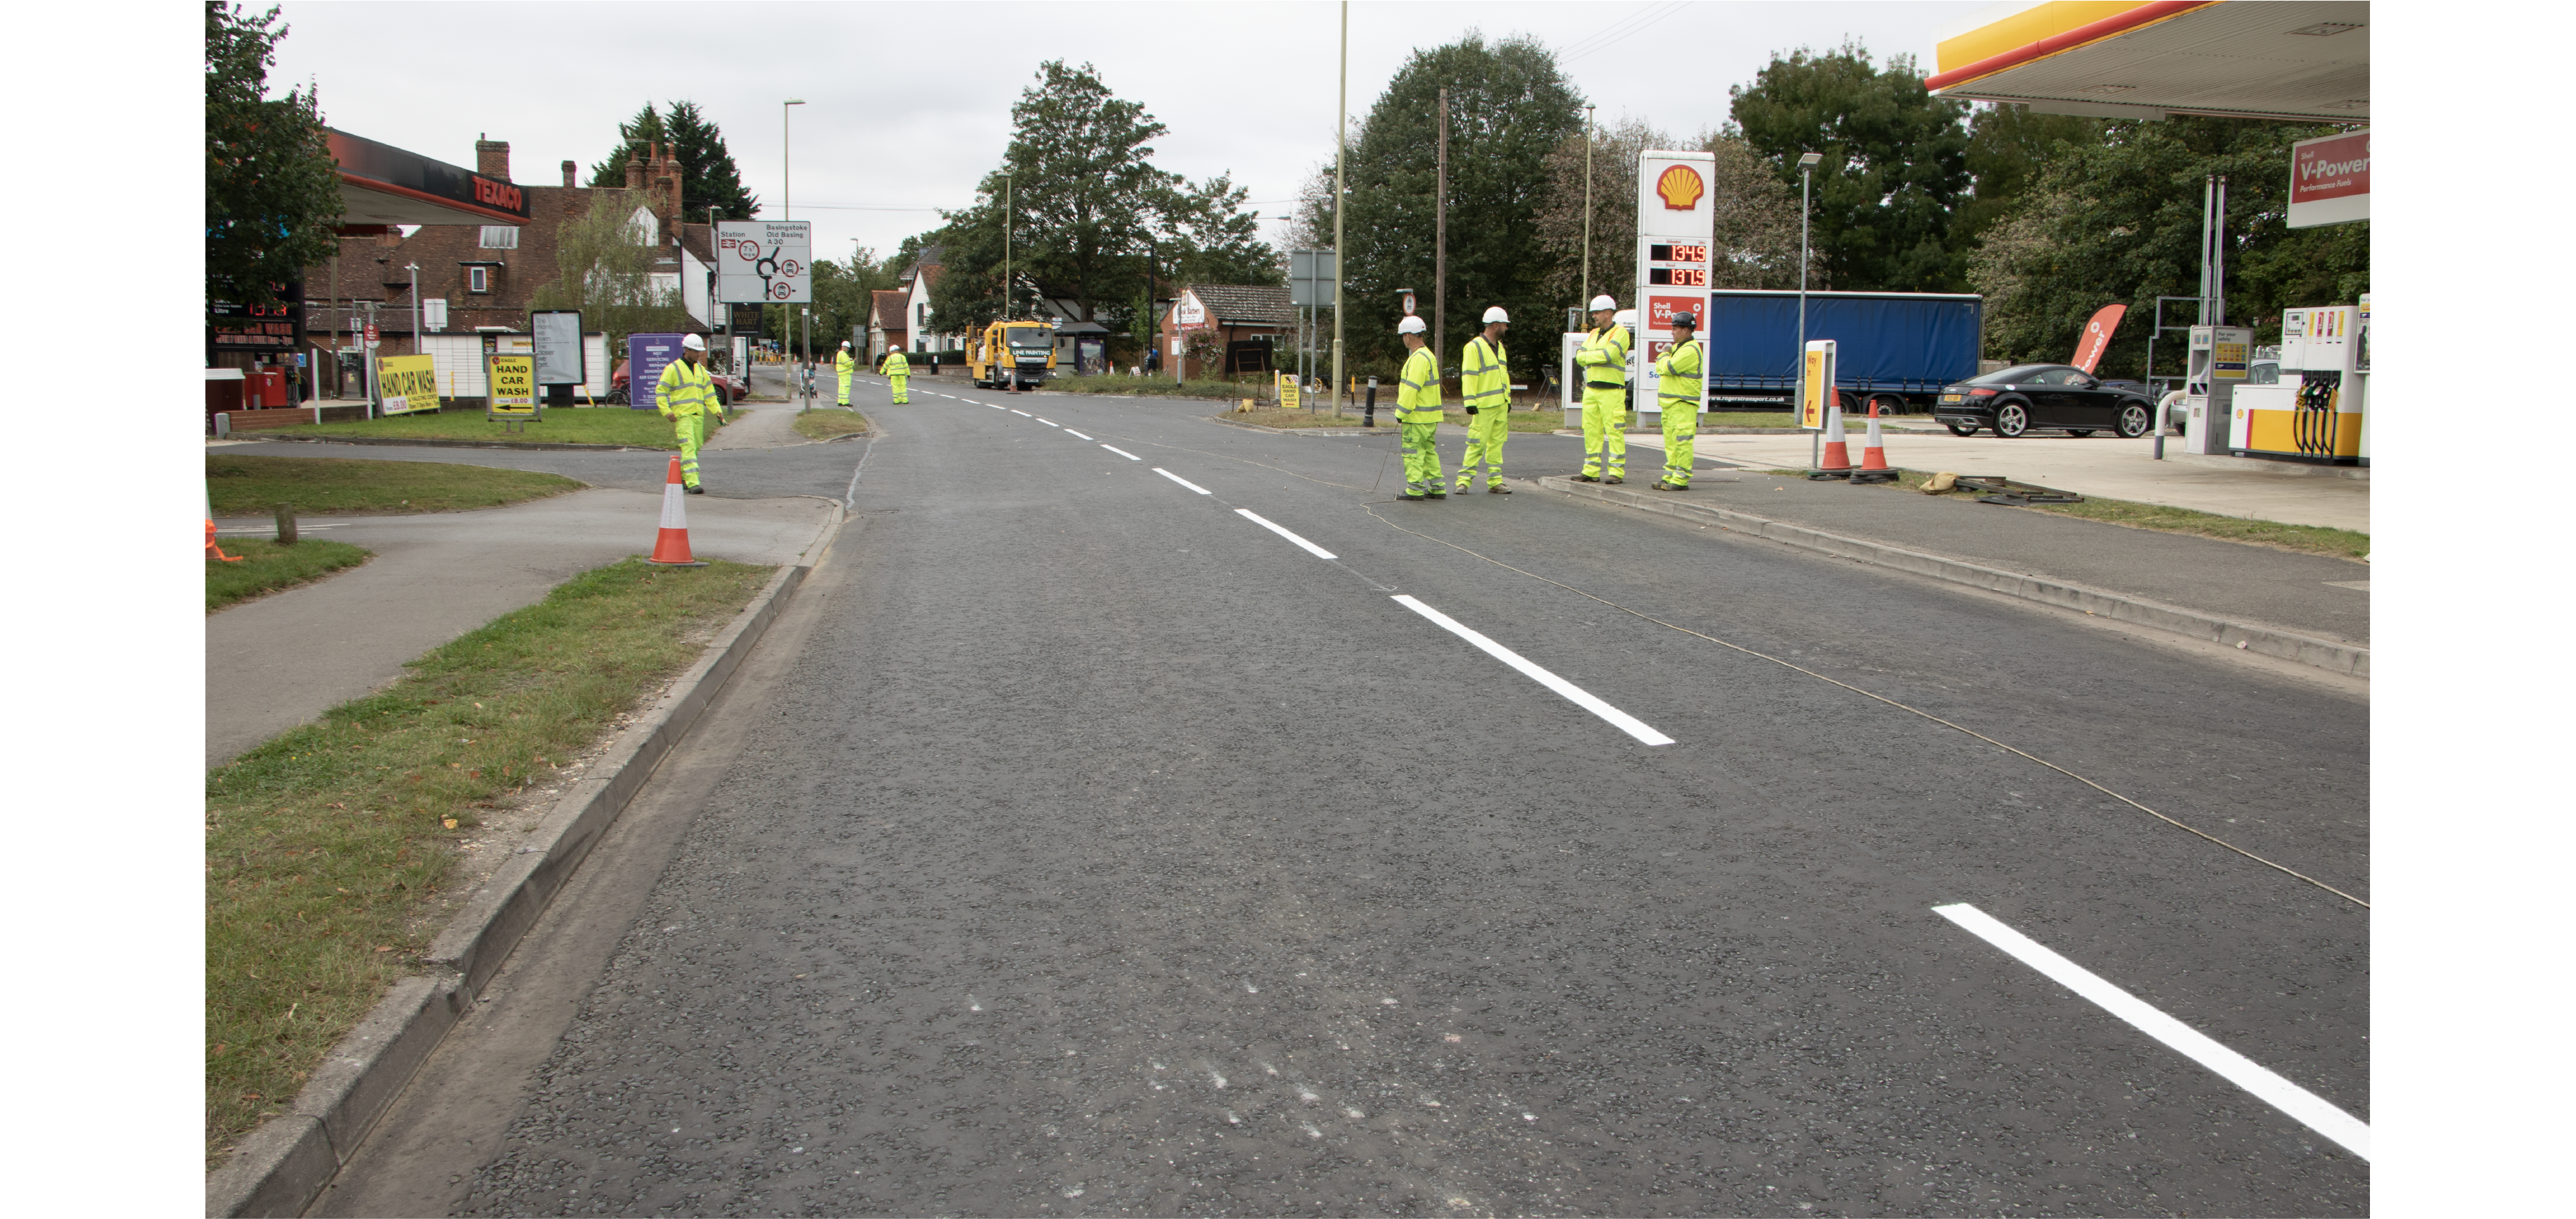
[
  {"x1": 1852, "y1": 401, "x2": 1897, "y2": 483},
  {"x1": 1817, "y1": 400, "x2": 1852, "y2": 475},
  {"x1": 206, "y1": 519, "x2": 244, "y2": 563},
  {"x1": 646, "y1": 456, "x2": 707, "y2": 567}
]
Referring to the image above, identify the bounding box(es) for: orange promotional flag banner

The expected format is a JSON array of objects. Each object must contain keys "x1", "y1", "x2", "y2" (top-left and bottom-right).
[{"x1": 2070, "y1": 304, "x2": 2128, "y2": 373}]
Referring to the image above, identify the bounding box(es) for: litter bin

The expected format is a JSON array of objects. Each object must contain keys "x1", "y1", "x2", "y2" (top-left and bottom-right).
[{"x1": 246, "y1": 368, "x2": 288, "y2": 410}]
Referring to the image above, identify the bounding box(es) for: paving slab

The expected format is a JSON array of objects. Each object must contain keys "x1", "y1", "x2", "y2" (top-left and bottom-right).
[
  {"x1": 1626, "y1": 430, "x2": 2369, "y2": 532},
  {"x1": 206, "y1": 489, "x2": 838, "y2": 768}
]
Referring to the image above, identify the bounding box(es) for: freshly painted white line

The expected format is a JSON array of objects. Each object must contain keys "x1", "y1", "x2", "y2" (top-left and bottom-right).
[
  {"x1": 1011, "y1": 409, "x2": 1032, "y2": 416},
  {"x1": 1101, "y1": 445, "x2": 1140, "y2": 460},
  {"x1": 1930, "y1": 903, "x2": 2371, "y2": 1160},
  {"x1": 1152, "y1": 468, "x2": 1211, "y2": 495},
  {"x1": 1389, "y1": 595, "x2": 1674, "y2": 746},
  {"x1": 1036, "y1": 418, "x2": 1056, "y2": 425},
  {"x1": 1064, "y1": 430, "x2": 1094, "y2": 440},
  {"x1": 1235, "y1": 509, "x2": 1336, "y2": 559}
]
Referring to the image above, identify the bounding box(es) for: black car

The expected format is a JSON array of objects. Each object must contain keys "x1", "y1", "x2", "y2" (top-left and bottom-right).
[{"x1": 1933, "y1": 363, "x2": 2157, "y2": 438}]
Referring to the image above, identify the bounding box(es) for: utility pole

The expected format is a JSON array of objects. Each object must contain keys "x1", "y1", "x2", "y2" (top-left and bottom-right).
[
  {"x1": 1580, "y1": 105, "x2": 1595, "y2": 308},
  {"x1": 1331, "y1": 0, "x2": 1347, "y2": 416},
  {"x1": 1435, "y1": 85, "x2": 1447, "y2": 366},
  {"x1": 1004, "y1": 173, "x2": 1013, "y2": 321}
]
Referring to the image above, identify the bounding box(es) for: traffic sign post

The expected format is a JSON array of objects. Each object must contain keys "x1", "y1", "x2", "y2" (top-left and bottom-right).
[
  {"x1": 717, "y1": 221, "x2": 813, "y2": 304},
  {"x1": 1632, "y1": 150, "x2": 1716, "y2": 424}
]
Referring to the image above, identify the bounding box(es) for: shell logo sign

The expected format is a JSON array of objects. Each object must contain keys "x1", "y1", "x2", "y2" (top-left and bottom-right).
[{"x1": 1655, "y1": 164, "x2": 1705, "y2": 211}]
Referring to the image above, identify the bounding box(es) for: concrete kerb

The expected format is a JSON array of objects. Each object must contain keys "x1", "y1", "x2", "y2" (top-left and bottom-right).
[
  {"x1": 205, "y1": 513, "x2": 845, "y2": 1218},
  {"x1": 1532, "y1": 475, "x2": 2369, "y2": 679}
]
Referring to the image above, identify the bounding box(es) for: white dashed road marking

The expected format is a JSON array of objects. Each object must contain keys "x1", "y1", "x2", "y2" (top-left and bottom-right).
[
  {"x1": 1235, "y1": 509, "x2": 1335, "y2": 559},
  {"x1": 1931, "y1": 902, "x2": 2370, "y2": 1161},
  {"x1": 1065, "y1": 430, "x2": 1093, "y2": 440},
  {"x1": 1390, "y1": 596, "x2": 1674, "y2": 746},
  {"x1": 1102, "y1": 446, "x2": 1140, "y2": 460},
  {"x1": 1153, "y1": 468, "x2": 1211, "y2": 495}
]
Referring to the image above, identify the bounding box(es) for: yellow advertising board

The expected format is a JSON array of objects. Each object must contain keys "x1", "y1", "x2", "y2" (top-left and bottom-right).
[
  {"x1": 486, "y1": 354, "x2": 540, "y2": 418},
  {"x1": 1277, "y1": 372, "x2": 1301, "y2": 410},
  {"x1": 377, "y1": 354, "x2": 439, "y2": 415}
]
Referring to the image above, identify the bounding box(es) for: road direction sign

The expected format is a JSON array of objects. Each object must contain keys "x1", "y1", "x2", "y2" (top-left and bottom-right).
[{"x1": 717, "y1": 221, "x2": 812, "y2": 304}]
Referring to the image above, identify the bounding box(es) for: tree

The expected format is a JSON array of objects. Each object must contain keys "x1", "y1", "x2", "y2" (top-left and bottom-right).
[
  {"x1": 1700, "y1": 133, "x2": 1825, "y2": 291},
  {"x1": 529, "y1": 193, "x2": 689, "y2": 358},
  {"x1": 1728, "y1": 42, "x2": 1972, "y2": 293},
  {"x1": 205, "y1": 3, "x2": 342, "y2": 309},
  {"x1": 588, "y1": 100, "x2": 760, "y2": 220},
  {"x1": 1533, "y1": 116, "x2": 1668, "y2": 307},
  {"x1": 1968, "y1": 116, "x2": 2369, "y2": 379},
  {"x1": 930, "y1": 61, "x2": 1273, "y2": 341},
  {"x1": 1954, "y1": 103, "x2": 2104, "y2": 251},
  {"x1": 1331, "y1": 34, "x2": 1585, "y2": 379}
]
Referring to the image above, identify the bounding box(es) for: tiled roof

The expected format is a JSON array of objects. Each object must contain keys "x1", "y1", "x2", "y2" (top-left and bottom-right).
[
  {"x1": 871, "y1": 290, "x2": 910, "y2": 328},
  {"x1": 1185, "y1": 283, "x2": 1293, "y2": 326}
]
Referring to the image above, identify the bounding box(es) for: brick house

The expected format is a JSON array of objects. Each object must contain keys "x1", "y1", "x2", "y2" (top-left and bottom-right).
[
  {"x1": 866, "y1": 289, "x2": 910, "y2": 360},
  {"x1": 303, "y1": 138, "x2": 709, "y2": 400},
  {"x1": 1158, "y1": 284, "x2": 1292, "y2": 379}
]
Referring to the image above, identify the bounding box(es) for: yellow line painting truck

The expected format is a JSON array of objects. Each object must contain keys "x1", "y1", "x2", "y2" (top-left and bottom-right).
[{"x1": 969, "y1": 320, "x2": 1059, "y2": 391}]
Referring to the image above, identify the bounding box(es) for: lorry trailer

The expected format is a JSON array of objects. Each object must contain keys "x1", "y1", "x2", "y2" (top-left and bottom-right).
[{"x1": 1692, "y1": 289, "x2": 1983, "y2": 415}]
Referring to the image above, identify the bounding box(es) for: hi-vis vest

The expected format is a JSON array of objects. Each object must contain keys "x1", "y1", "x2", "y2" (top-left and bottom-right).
[
  {"x1": 1395, "y1": 346, "x2": 1444, "y2": 422},
  {"x1": 880, "y1": 352, "x2": 910, "y2": 375},
  {"x1": 1654, "y1": 338, "x2": 1705, "y2": 409},
  {"x1": 656, "y1": 358, "x2": 718, "y2": 418},
  {"x1": 1577, "y1": 324, "x2": 1631, "y2": 388},
  {"x1": 835, "y1": 350, "x2": 855, "y2": 377},
  {"x1": 1460, "y1": 336, "x2": 1510, "y2": 411}
]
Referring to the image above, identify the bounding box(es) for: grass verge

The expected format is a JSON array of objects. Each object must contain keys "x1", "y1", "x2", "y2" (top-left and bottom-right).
[
  {"x1": 208, "y1": 454, "x2": 583, "y2": 517},
  {"x1": 1045, "y1": 374, "x2": 1269, "y2": 399},
  {"x1": 285, "y1": 407, "x2": 722, "y2": 449},
  {"x1": 1859, "y1": 469, "x2": 2371, "y2": 559},
  {"x1": 791, "y1": 408, "x2": 871, "y2": 440},
  {"x1": 205, "y1": 557, "x2": 774, "y2": 1165},
  {"x1": 209, "y1": 538, "x2": 372, "y2": 612}
]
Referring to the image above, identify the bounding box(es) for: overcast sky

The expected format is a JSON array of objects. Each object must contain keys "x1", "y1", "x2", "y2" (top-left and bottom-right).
[{"x1": 270, "y1": 1, "x2": 1985, "y2": 261}]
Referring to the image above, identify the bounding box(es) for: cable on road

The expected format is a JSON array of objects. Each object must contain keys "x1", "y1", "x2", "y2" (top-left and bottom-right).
[{"x1": 1360, "y1": 504, "x2": 2371, "y2": 911}]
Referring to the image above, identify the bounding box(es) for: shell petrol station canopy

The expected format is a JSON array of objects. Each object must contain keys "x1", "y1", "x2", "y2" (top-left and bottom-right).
[
  {"x1": 1926, "y1": 1, "x2": 2368, "y2": 124},
  {"x1": 326, "y1": 128, "x2": 531, "y2": 230}
]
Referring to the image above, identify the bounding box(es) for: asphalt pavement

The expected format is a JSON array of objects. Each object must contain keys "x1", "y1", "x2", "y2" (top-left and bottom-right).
[{"x1": 303, "y1": 373, "x2": 2367, "y2": 1217}]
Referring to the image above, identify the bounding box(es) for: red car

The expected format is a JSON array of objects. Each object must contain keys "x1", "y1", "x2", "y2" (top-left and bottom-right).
[{"x1": 608, "y1": 360, "x2": 749, "y2": 407}]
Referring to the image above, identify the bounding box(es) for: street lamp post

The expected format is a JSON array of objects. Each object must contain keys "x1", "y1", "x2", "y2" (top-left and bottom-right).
[
  {"x1": 1003, "y1": 173, "x2": 1013, "y2": 322},
  {"x1": 405, "y1": 262, "x2": 421, "y2": 371},
  {"x1": 1796, "y1": 151, "x2": 1822, "y2": 470},
  {"x1": 1330, "y1": 0, "x2": 1346, "y2": 416},
  {"x1": 1579, "y1": 105, "x2": 1595, "y2": 309},
  {"x1": 783, "y1": 99, "x2": 805, "y2": 219}
]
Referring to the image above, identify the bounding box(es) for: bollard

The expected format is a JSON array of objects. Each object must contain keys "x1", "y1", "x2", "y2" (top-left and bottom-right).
[
  {"x1": 1363, "y1": 377, "x2": 1379, "y2": 428},
  {"x1": 274, "y1": 503, "x2": 297, "y2": 546}
]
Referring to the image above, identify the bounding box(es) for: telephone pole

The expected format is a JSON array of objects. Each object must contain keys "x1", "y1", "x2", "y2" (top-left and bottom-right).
[
  {"x1": 1435, "y1": 85, "x2": 1447, "y2": 365},
  {"x1": 1579, "y1": 105, "x2": 1595, "y2": 308},
  {"x1": 1331, "y1": 1, "x2": 1347, "y2": 413}
]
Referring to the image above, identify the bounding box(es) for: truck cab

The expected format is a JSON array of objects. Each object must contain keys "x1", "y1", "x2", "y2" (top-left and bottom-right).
[{"x1": 970, "y1": 321, "x2": 1058, "y2": 390}]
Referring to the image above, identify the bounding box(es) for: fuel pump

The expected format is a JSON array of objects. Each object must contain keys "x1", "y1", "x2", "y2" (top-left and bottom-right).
[
  {"x1": 2233, "y1": 305, "x2": 2362, "y2": 464},
  {"x1": 2180, "y1": 325, "x2": 2251, "y2": 455}
]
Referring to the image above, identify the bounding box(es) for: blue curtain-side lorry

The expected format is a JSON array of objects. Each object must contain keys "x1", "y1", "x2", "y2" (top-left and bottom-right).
[{"x1": 1693, "y1": 289, "x2": 1984, "y2": 415}]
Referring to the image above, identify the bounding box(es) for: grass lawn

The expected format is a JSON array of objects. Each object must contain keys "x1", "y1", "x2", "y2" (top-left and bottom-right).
[
  {"x1": 288, "y1": 407, "x2": 724, "y2": 449},
  {"x1": 791, "y1": 408, "x2": 871, "y2": 441},
  {"x1": 205, "y1": 557, "x2": 773, "y2": 1165},
  {"x1": 1699, "y1": 411, "x2": 1806, "y2": 428},
  {"x1": 1852, "y1": 469, "x2": 2370, "y2": 560},
  {"x1": 208, "y1": 538, "x2": 372, "y2": 612},
  {"x1": 207, "y1": 454, "x2": 582, "y2": 516},
  {"x1": 1046, "y1": 374, "x2": 1265, "y2": 399}
]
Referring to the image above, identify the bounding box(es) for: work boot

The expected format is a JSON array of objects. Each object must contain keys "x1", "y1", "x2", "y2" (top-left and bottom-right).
[
  {"x1": 1427, "y1": 489, "x2": 1446, "y2": 499},
  {"x1": 1487, "y1": 483, "x2": 1512, "y2": 494},
  {"x1": 686, "y1": 485, "x2": 705, "y2": 495},
  {"x1": 1605, "y1": 475, "x2": 1625, "y2": 485},
  {"x1": 1575, "y1": 473, "x2": 1599, "y2": 483},
  {"x1": 1398, "y1": 493, "x2": 1425, "y2": 502}
]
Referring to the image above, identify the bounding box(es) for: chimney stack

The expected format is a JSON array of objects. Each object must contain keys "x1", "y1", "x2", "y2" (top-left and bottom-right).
[
  {"x1": 561, "y1": 160, "x2": 577, "y2": 188},
  {"x1": 626, "y1": 152, "x2": 643, "y2": 191},
  {"x1": 475, "y1": 136, "x2": 510, "y2": 182}
]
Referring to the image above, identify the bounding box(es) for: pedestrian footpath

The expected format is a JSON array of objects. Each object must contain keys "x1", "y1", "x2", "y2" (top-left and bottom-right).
[{"x1": 207, "y1": 490, "x2": 839, "y2": 767}]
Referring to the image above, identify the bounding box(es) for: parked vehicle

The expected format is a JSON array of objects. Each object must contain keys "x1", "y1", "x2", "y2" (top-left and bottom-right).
[
  {"x1": 969, "y1": 320, "x2": 1059, "y2": 390},
  {"x1": 1695, "y1": 289, "x2": 1983, "y2": 415},
  {"x1": 609, "y1": 360, "x2": 748, "y2": 407},
  {"x1": 1932, "y1": 362, "x2": 2157, "y2": 438}
]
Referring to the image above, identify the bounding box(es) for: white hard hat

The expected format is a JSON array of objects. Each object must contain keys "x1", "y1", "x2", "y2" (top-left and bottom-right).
[
  {"x1": 681, "y1": 334, "x2": 707, "y2": 351},
  {"x1": 1589, "y1": 295, "x2": 1616, "y2": 311},
  {"x1": 1397, "y1": 315, "x2": 1428, "y2": 335},
  {"x1": 1614, "y1": 309, "x2": 1637, "y2": 328},
  {"x1": 840, "y1": 340, "x2": 851, "y2": 348},
  {"x1": 1482, "y1": 306, "x2": 1509, "y2": 324}
]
